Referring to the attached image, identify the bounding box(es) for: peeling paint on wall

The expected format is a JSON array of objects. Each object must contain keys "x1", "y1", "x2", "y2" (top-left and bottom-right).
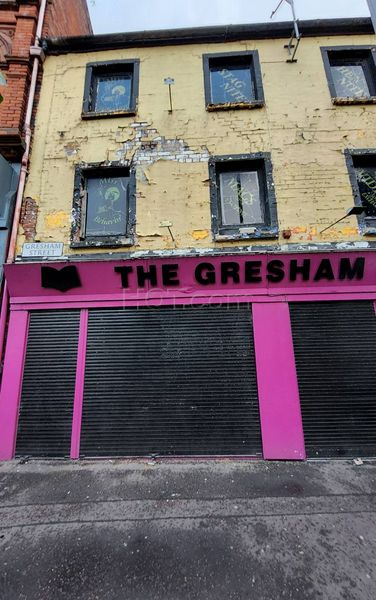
[
  {"x1": 116, "y1": 122, "x2": 210, "y2": 167},
  {"x1": 21, "y1": 33, "x2": 376, "y2": 256},
  {"x1": 64, "y1": 143, "x2": 79, "y2": 157}
]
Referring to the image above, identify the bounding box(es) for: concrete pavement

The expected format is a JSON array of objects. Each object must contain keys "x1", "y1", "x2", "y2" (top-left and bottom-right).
[{"x1": 0, "y1": 459, "x2": 375, "y2": 600}]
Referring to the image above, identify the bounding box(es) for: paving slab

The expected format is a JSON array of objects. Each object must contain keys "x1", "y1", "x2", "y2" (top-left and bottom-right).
[{"x1": 0, "y1": 459, "x2": 375, "y2": 600}]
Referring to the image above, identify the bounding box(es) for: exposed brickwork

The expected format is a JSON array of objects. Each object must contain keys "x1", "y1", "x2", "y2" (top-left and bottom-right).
[
  {"x1": 19, "y1": 196, "x2": 38, "y2": 241},
  {"x1": 0, "y1": 0, "x2": 91, "y2": 160},
  {"x1": 116, "y1": 122, "x2": 210, "y2": 165}
]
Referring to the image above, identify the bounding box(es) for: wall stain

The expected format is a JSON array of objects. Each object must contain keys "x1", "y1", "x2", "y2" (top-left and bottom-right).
[
  {"x1": 45, "y1": 211, "x2": 70, "y2": 229},
  {"x1": 191, "y1": 230, "x2": 209, "y2": 240}
]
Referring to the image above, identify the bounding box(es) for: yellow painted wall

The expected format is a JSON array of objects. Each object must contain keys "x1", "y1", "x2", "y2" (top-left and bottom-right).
[{"x1": 20, "y1": 32, "x2": 376, "y2": 256}]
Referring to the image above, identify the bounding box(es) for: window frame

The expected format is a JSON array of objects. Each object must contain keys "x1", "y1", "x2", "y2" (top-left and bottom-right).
[
  {"x1": 82, "y1": 59, "x2": 140, "y2": 119},
  {"x1": 209, "y1": 153, "x2": 278, "y2": 241},
  {"x1": 345, "y1": 148, "x2": 376, "y2": 235},
  {"x1": 71, "y1": 162, "x2": 136, "y2": 248},
  {"x1": 321, "y1": 46, "x2": 376, "y2": 105},
  {"x1": 202, "y1": 51, "x2": 265, "y2": 111}
]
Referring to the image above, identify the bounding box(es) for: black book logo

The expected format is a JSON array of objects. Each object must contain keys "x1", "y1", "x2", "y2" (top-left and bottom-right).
[{"x1": 41, "y1": 266, "x2": 81, "y2": 292}]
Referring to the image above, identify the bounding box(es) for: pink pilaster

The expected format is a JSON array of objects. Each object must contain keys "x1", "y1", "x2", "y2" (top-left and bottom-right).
[
  {"x1": 70, "y1": 308, "x2": 88, "y2": 459},
  {"x1": 252, "y1": 302, "x2": 306, "y2": 460},
  {"x1": 0, "y1": 310, "x2": 29, "y2": 460}
]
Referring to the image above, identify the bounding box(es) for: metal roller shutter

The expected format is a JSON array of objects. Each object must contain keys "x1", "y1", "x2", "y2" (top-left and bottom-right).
[
  {"x1": 290, "y1": 301, "x2": 376, "y2": 458},
  {"x1": 80, "y1": 304, "x2": 261, "y2": 457},
  {"x1": 16, "y1": 310, "x2": 80, "y2": 458}
]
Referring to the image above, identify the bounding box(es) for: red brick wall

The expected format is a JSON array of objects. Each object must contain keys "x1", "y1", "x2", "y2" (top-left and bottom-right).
[
  {"x1": 43, "y1": 0, "x2": 93, "y2": 37},
  {"x1": 0, "y1": 2, "x2": 38, "y2": 158},
  {"x1": 0, "y1": 0, "x2": 92, "y2": 159}
]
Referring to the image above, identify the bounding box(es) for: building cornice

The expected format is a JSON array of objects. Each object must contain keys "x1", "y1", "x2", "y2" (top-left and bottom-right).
[{"x1": 42, "y1": 18, "x2": 374, "y2": 55}]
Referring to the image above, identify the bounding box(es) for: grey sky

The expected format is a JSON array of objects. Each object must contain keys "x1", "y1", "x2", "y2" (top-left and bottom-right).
[{"x1": 88, "y1": 0, "x2": 370, "y2": 35}]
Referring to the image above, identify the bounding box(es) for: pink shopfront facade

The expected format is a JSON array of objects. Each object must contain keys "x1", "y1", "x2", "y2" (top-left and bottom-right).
[{"x1": 0, "y1": 250, "x2": 376, "y2": 461}]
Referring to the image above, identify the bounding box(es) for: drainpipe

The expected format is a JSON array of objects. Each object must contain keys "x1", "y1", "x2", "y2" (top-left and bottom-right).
[
  {"x1": 0, "y1": 0, "x2": 48, "y2": 363},
  {"x1": 7, "y1": 0, "x2": 47, "y2": 263}
]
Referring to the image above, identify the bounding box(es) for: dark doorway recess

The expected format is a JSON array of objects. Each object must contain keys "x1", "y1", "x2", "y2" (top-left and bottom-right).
[
  {"x1": 80, "y1": 304, "x2": 262, "y2": 457},
  {"x1": 290, "y1": 301, "x2": 376, "y2": 458}
]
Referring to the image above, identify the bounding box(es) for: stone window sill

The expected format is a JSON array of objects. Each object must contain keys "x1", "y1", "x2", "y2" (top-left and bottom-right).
[
  {"x1": 81, "y1": 110, "x2": 136, "y2": 120},
  {"x1": 71, "y1": 237, "x2": 134, "y2": 249},
  {"x1": 332, "y1": 96, "x2": 376, "y2": 106},
  {"x1": 361, "y1": 226, "x2": 376, "y2": 236},
  {"x1": 214, "y1": 228, "x2": 278, "y2": 242},
  {"x1": 206, "y1": 101, "x2": 264, "y2": 112}
]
